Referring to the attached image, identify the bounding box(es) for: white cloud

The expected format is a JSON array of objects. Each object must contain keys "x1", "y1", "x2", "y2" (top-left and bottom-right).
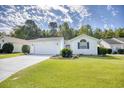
[
  {"x1": 104, "y1": 24, "x2": 109, "y2": 29},
  {"x1": 69, "y1": 5, "x2": 91, "y2": 17},
  {"x1": 0, "y1": 5, "x2": 91, "y2": 33},
  {"x1": 107, "y1": 5, "x2": 112, "y2": 10},
  {"x1": 104, "y1": 24, "x2": 114, "y2": 29},
  {"x1": 37, "y1": 5, "x2": 69, "y2": 13},
  {"x1": 106, "y1": 5, "x2": 119, "y2": 16},
  {"x1": 110, "y1": 24, "x2": 114, "y2": 28},
  {"x1": 0, "y1": 27, "x2": 12, "y2": 34},
  {"x1": 112, "y1": 10, "x2": 118, "y2": 16}
]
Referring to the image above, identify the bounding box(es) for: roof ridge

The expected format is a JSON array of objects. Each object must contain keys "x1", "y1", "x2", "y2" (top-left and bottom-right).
[
  {"x1": 102, "y1": 38, "x2": 123, "y2": 44},
  {"x1": 113, "y1": 38, "x2": 124, "y2": 43},
  {"x1": 67, "y1": 34, "x2": 99, "y2": 42}
]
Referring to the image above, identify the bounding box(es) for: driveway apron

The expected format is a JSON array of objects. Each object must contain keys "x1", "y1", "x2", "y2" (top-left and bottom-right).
[{"x1": 0, "y1": 55, "x2": 51, "y2": 82}]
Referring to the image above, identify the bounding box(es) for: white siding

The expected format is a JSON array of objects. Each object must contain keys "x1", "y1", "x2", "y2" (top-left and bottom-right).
[
  {"x1": 60, "y1": 37, "x2": 64, "y2": 50},
  {"x1": 0, "y1": 38, "x2": 4, "y2": 49},
  {"x1": 66, "y1": 35, "x2": 98, "y2": 55},
  {"x1": 13, "y1": 43, "x2": 23, "y2": 52},
  {"x1": 111, "y1": 44, "x2": 124, "y2": 52}
]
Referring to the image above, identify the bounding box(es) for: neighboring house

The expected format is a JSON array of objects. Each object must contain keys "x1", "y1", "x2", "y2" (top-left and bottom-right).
[
  {"x1": 0, "y1": 34, "x2": 99, "y2": 55},
  {"x1": 0, "y1": 36, "x2": 29, "y2": 52},
  {"x1": 100, "y1": 38, "x2": 124, "y2": 52}
]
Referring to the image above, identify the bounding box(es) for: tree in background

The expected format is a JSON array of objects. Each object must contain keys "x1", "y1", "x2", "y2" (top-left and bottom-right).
[
  {"x1": 93, "y1": 28, "x2": 102, "y2": 39},
  {"x1": 48, "y1": 22, "x2": 57, "y2": 37},
  {"x1": 115, "y1": 28, "x2": 124, "y2": 37},
  {"x1": 12, "y1": 20, "x2": 41, "y2": 40},
  {"x1": 40, "y1": 30, "x2": 51, "y2": 38},
  {"x1": 58, "y1": 22, "x2": 75, "y2": 40},
  {"x1": 118, "y1": 29, "x2": 124, "y2": 37},
  {"x1": 104, "y1": 29, "x2": 115, "y2": 38},
  {"x1": 10, "y1": 21, "x2": 124, "y2": 39},
  {"x1": 79, "y1": 24, "x2": 93, "y2": 36}
]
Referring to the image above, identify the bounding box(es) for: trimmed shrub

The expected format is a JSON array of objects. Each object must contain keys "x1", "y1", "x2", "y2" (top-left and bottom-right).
[
  {"x1": 2, "y1": 43, "x2": 14, "y2": 53},
  {"x1": 22, "y1": 45, "x2": 30, "y2": 54},
  {"x1": 107, "y1": 49, "x2": 112, "y2": 54},
  {"x1": 61, "y1": 48, "x2": 72, "y2": 58},
  {"x1": 0, "y1": 49, "x2": 3, "y2": 53},
  {"x1": 113, "y1": 51, "x2": 117, "y2": 54},
  {"x1": 118, "y1": 49, "x2": 124, "y2": 54},
  {"x1": 98, "y1": 47, "x2": 107, "y2": 56}
]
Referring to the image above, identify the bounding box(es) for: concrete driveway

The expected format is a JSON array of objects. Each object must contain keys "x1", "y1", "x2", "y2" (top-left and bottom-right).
[{"x1": 0, "y1": 55, "x2": 51, "y2": 82}]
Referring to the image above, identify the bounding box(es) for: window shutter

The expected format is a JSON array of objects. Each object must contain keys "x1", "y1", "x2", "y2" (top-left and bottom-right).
[
  {"x1": 78, "y1": 42, "x2": 80, "y2": 49},
  {"x1": 87, "y1": 42, "x2": 89, "y2": 49}
]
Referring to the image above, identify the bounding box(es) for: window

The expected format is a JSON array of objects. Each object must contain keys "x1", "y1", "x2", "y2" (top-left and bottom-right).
[
  {"x1": 78, "y1": 39, "x2": 89, "y2": 49},
  {"x1": 66, "y1": 45, "x2": 70, "y2": 48}
]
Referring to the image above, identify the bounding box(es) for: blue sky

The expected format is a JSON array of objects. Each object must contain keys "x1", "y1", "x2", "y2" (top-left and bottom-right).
[
  {"x1": 85, "y1": 5, "x2": 124, "y2": 29},
  {"x1": 0, "y1": 5, "x2": 124, "y2": 33}
]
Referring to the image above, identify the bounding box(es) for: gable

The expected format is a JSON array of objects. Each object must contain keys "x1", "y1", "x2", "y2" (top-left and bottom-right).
[
  {"x1": 67, "y1": 34, "x2": 99, "y2": 43},
  {"x1": 0, "y1": 36, "x2": 29, "y2": 44}
]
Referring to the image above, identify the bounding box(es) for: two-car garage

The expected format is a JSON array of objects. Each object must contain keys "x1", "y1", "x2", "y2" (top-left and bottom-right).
[{"x1": 30, "y1": 37, "x2": 64, "y2": 55}]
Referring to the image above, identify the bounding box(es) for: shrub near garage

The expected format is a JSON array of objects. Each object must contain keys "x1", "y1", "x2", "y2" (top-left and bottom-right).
[
  {"x1": 61, "y1": 48, "x2": 72, "y2": 58},
  {"x1": 107, "y1": 49, "x2": 112, "y2": 54},
  {"x1": 118, "y1": 49, "x2": 124, "y2": 54},
  {"x1": 2, "y1": 43, "x2": 14, "y2": 53},
  {"x1": 22, "y1": 45, "x2": 30, "y2": 54},
  {"x1": 98, "y1": 47, "x2": 107, "y2": 56},
  {"x1": 0, "y1": 49, "x2": 3, "y2": 53}
]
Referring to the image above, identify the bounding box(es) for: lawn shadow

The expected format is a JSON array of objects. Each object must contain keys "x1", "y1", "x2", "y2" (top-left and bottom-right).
[
  {"x1": 51, "y1": 55, "x2": 121, "y2": 60},
  {"x1": 79, "y1": 55, "x2": 121, "y2": 60}
]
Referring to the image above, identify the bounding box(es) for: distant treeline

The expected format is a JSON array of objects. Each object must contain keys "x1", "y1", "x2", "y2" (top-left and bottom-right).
[{"x1": 0, "y1": 20, "x2": 124, "y2": 40}]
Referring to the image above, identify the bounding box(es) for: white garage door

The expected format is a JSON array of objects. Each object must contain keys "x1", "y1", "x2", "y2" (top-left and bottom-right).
[{"x1": 32, "y1": 41, "x2": 60, "y2": 55}]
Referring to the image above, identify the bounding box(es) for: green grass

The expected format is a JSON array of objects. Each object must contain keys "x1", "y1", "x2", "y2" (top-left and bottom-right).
[
  {"x1": 0, "y1": 53, "x2": 24, "y2": 59},
  {"x1": 0, "y1": 55, "x2": 124, "y2": 88}
]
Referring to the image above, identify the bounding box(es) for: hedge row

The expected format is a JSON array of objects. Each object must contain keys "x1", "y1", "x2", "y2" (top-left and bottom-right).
[
  {"x1": 98, "y1": 47, "x2": 124, "y2": 55},
  {"x1": 0, "y1": 43, "x2": 30, "y2": 54},
  {"x1": 118, "y1": 49, "x2": 124, "y2": 54}
]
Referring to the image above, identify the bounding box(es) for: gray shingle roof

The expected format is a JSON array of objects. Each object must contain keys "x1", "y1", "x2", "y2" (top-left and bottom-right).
[
  {"x1": 28, "y1": 37, "x2": 63, "y2": 42},
  {"x1": 115, "y1": 38, "x2": 124, "y2": 42},
  {"x1": 103, "y1": 39, "x2": 123, "y2": 44}
]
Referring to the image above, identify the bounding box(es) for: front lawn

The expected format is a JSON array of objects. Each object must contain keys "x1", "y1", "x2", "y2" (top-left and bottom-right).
[
  {"x1": 0, "y1": 55, "x2": 124, "y2": 88},
  {"x1": 0, "y1": 53, "x2": 24, "y2": 59}
]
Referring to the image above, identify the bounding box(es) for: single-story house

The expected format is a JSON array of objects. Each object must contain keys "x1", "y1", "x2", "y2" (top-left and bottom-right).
[
  {"x1": 0, "y1": 36, "x2": 29, "y2": 52},
  {"x1": 0, "y1": 34, "x2": 99, "y2": 55},
  {"x1": 100, "y1": 38, "x2": 124, "y2": 52}
]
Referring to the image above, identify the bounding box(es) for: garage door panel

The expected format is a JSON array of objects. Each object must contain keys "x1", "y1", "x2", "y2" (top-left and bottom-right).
[{"x1": 32, "y1": 41, "x2": 60, "y2": 55}]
